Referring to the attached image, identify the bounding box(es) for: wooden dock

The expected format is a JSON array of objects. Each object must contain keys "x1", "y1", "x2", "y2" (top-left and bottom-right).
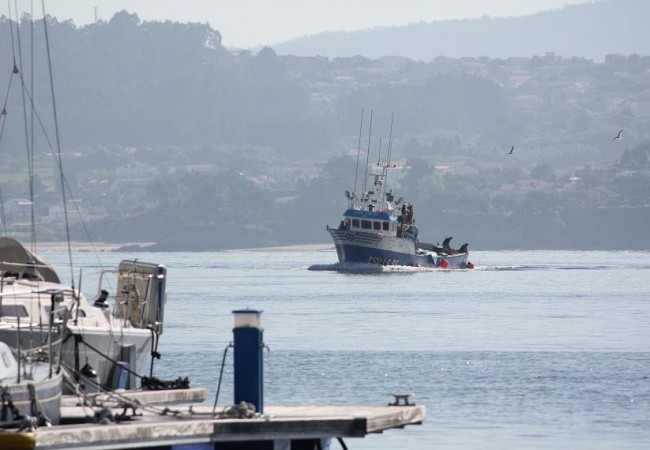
[{"x1": 30, "y1": 390, "x2": 425, "y2": 449}]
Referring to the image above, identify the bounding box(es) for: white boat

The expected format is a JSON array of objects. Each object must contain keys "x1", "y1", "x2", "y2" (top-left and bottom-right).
[
  {"x1": 0, "y1": 341, "x2": 62, "y2": 427},
  {"x1": 0, "y1": 7, "x2": 169, "y2": 397},
  {"x1": 0, "y1": 237, "x2": 167, "y2": 394}
]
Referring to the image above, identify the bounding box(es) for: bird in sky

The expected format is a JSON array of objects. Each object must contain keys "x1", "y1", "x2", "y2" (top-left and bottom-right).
[
  {"x1": 613, "y1": 129, "x2": 623, "y2": 140},
  {"x1": 508, "y1": 145, "x2": 514, "y2": 155}
]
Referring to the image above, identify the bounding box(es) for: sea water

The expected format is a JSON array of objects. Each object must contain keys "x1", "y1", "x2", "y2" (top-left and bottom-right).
[{"x1": 40, "y1": 248, "x2": 650, "y2": 449}]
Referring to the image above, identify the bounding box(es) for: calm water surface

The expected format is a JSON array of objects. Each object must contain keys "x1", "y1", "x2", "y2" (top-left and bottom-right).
[{"x1": 41, "y1": 248, "x2": 650, "y2": 449}]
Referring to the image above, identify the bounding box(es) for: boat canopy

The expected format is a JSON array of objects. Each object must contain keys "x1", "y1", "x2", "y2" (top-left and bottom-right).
[
  {"x1": 0, "y1": 237, "x2": 61, "y2": 283},
  {"x1": 343, "y1": 209, "x2": 395, "y2": 221}
]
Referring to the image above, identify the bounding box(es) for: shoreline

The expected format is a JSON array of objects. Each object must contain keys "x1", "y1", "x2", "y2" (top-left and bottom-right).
[
  {"x1": 34, "y1": 242, "x2": 334, "y2": 252},
  {"x1": 35, "y1": 241, "x2": 155, "y2": 251}
]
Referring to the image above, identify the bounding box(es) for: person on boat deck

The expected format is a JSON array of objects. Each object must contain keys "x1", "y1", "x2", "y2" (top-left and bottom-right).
[
  {"x1": 93, "y1": 289, "x2": 110, "y2": 308},
  {"x1": 368, "y1": 204, "x2": 374, "y2": 212},
  {"x1": 338, "y1": 220, "x2": 347, "y2": 230},
  {"x1": 442, "y1": 236, "x2": 453, "y2": 254}
]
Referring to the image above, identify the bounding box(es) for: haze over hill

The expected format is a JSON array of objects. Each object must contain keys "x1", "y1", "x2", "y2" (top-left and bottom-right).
[
  {"x1": 0, "y1": 4, "x2": 649, "y2": 250},
  {"x1": 19, "y1": 0, "x2": 590, "y2": 50},
  {"x1": 273, "y1": 0, "x2": 649, "y2": 61}
]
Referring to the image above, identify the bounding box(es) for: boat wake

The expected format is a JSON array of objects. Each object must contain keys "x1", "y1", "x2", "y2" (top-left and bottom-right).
[
  {"x1": 474, "y1": 264, "x2": 629, "y2": 271},
  {"x1": 307, "y1": 262, "x2": 468, "y2": 273}
]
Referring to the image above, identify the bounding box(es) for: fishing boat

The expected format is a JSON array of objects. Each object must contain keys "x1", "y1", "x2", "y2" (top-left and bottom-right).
[{"x1": 326, "y1": 112, "x2": 472, "y2": 269}]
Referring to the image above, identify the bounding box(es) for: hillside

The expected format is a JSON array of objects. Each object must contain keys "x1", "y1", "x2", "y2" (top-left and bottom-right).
[
  {"x1": 0, "y1": 10, "x2": 649, "y2": 250},
  {"x1": 273, "y1": 0, "x2": 650, "y2": 61}
]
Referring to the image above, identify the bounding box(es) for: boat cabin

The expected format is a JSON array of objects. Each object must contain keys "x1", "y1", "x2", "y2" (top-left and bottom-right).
[{"x1": 339, "y1": 209, "x2": 398, "y2": 237}]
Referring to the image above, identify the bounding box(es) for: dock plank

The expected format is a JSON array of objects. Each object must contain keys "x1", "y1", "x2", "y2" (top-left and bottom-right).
[{"x1": 35, "y1": 404, "x2": 425, "y2": 449}]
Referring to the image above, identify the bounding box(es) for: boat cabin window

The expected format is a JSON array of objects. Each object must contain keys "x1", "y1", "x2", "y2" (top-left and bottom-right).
[
  {"x1": 0, "y1": 304, "x2": 29, "y2": 317},
  {"x1": 361, "y1": 220, "x2": 372, "y2": 229},
  {"x1": 352, "y1": 219, "x2": 360, "y2": 228},
  {"x1": 383, "y1": 222, "x2": 389, "y2": 231},
  {"x1": 373, "y1": 221, "x2": 381, "y2": 230}
]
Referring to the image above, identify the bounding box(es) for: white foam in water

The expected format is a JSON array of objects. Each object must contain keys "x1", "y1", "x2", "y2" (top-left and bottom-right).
[{"x1": 308, "y1": 262, "x2": 452, "y2": 272}]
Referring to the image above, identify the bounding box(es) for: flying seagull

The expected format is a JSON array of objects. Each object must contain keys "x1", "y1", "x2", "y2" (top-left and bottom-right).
[
  {"x1": 613, "y1": 129, "x2": 623, "y2": 140},
  {"x1": 508, "y1": 145, "x2": 514, "y2": 155}
]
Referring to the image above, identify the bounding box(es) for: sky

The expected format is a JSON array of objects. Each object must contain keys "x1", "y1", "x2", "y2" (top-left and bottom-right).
[{"x1": 7, "y1": 0, "x2": 591, "y2": 49}]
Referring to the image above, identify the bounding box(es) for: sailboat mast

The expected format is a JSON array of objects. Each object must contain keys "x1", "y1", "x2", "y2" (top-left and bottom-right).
[
  {"x1": 11, "y1": 2, "x2": 37, "y2": 250},
  {"x1": 41, "y1": 0, "x2": 76, "y2": 289}
]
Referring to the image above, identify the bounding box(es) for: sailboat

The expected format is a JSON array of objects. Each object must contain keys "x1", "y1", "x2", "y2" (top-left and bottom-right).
[
  {"x1": 0, "y1": 5, "x2": 170, "y2": 396},
  {"x1": 0, "y1": 341, "x2": 62, "y2": 427},
  {"x1": 0, "y1": 237, "x2": 168, "y2": 394}
]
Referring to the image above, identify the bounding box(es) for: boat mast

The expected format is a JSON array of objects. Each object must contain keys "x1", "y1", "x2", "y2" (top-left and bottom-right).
[
  {"x1": 352, "y1": 109, "x2": 364, "y2": 209},
  {"x1": 382, "y1": 112, "x2": 395, "y2": 207},
  {"x1": 375, "y1": 138, "x2": 384, "y2": 211},
  {"x1": 42, "y1": 0, "x2": 76, "y2": 290},
  {"x1": 362, "y1": 109, "x2": 373, "y2": 210}
]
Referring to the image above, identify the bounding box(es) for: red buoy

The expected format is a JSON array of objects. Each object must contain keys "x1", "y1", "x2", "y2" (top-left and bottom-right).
[
  {"x1": 439, "y1": 259, "x2": 449, "y2": 269},
  {"x1": 466, "y1": 261, "x2": 475, "y2": 270}
]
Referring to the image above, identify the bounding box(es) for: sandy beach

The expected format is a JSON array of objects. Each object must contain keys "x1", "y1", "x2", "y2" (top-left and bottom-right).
[
  {"x1": 34, "y1": 242, "x2": 155, "y2": 251},
  {"x1": 244, "y1": 243, "x2": 333, "y2": 252}
]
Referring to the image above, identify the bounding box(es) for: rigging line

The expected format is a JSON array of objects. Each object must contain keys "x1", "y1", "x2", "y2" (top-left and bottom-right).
[
  {"x1": 41, "y1": 0, "x2": 75, "y2": 290},
  {"x1": 7, "y1": 70, "x2": 100, "y2": 252},
  {"x1": 0, "y1": 183, "x2": 7, "y2": 235},
  {"x1": 0, "y1": 5, "x2": 19, "y2": 225},
  {"x1": 13, "y1": 0, "x2": 37, "y2": 251},
  {"x1": 0, "y1": 72, "x2": 16, "y2": 144},
  {"x1": 353, "y1": 108, "x2": 364, "y2": 204},
  {"x1": 382, "y1": 112, "x2": 395, "y2": 205},
  {"x1": 5, "y1": 12, "x2": 101, "y2": 316},
  {"x1": 362, "y1": 109, "x2": 373, "y2": 203},
  {"x1": 377, "y1": 137, "x2": 382, "y2": 166},
  {"x1": 30, "y1": 0, "x2": 36, "y2": 246},
  {"x1": 59, "y1": 361, "x2": 184, "y2": 419},
  {"x1": 6, "y1": 1, "x2": 17, "y2": 68}
]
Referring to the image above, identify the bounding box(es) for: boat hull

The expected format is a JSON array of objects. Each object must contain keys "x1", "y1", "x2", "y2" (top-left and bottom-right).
[
  {"x1": 1, "y1": 370, "x2": 62, "y2": 425},
  {"x1": 0, "y1": 326, "x2": 152, "y2": 393},
  {"x1": 328, "y1": 228, "x2": 469, "y2": 269}
]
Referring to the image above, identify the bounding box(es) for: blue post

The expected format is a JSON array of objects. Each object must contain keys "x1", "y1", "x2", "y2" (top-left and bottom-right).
[{"x1": 232, "y1": 309, "x2": 264, "y2": 413}]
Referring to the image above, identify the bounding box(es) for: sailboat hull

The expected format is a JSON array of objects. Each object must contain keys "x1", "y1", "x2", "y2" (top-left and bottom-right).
[
  {"x1": 0, "y1": 326, "x2": 152, "y2": 393},
  {"x1": 1, "y1": 368, "x2": 62, "y2": 426}
]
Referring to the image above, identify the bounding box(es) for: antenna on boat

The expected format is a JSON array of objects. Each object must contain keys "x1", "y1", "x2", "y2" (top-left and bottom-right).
[
  {"x1": 377, "y1": 138, "x2": 382, "y2": 166},
  {"x1": 387, "y1": 112, "x2": 394, "y2": 166},
  {"x1": 353, "y1": 109, "x2": 364, "y2": 208},
  {"x1": 383, "y1": 112, "x2": 395, "y2": 206},
  {"x1": 362, "y1": 109, "x2": 373, "y2": 208}
]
